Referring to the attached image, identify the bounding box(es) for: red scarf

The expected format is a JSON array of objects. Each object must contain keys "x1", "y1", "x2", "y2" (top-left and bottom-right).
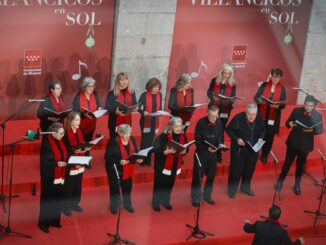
[
  {"x1": 66, "y1": 128, "x2": 85, "y2": 174},
  {"x1": 49, "y1": 92, "x2": 65, "y2": 124},
  {"x1": 213, "y1": 81, "x2": 233, "y2": 113},
  {"x1": 176, "y1": 89, "x2": 193, "y2": 125},
  {"x1": 163, "y1": 133, "x2": 185, "y2": 176},
  {"x1": 143, "y1": 91, "x2": 161, "y2": 132},
  {"x1": 259, "y1": 81, "x2": 282, "y2": 121},
  {"x1": 47, "y1": 135, "x2": 67, "y2": 185},
  {"x1": 116, "y1": 89, "x2": 133, "y2": 128},
  {"x1": 79, "y1": 92, "x2": 97, "y2": 133},
  {"x1": 118, "y1": 136, "x2": 135, "y2": 180}
]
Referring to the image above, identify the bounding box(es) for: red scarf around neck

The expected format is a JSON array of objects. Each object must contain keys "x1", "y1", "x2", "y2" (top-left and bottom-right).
[
  {"x1": 116, "y1": 89, "x2": 133, "y2": 127},
  {"x1": 213, "y1": 81, "x2": 233, "y2": 113},
  {"x1": 144, "y1": 91, "x2": 161, "y2": 132},
  {"x1": 163, "y1": 133, "x2": 185, "y2": 176},
  {"x1": 80, "y1": 92, "x2": 97, "y2": 133},
  {"x1": 176, "y1": 88, "x2": 193, "y2": 125},
  {"x1": 49, "y1": 92, "x2": 65, "y2": 124},
  {"x1": 118, "y1": 136, "x2": 135, "y2": 180},
  {"x1": 47, "y1": 135, "x2": 67, "y2": 184},
  {"x1": 259, "y1": 81, "x2": 282, "y2": 121},
  {"x1": 66, "y1": 128, "x2": 86, "y2": 173}
]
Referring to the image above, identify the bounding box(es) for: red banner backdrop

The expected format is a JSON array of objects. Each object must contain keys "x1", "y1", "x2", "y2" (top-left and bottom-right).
[
  {"x1": 166, "y1": 0, "x2": 312, "y2": 107},
  {"x1": 0, "y1": 0, "x2": 115, "y2": 119}
]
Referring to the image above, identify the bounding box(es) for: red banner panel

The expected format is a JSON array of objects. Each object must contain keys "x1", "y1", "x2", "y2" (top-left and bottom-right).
[
  {"x1": 166, "y1": 0, "x2": 312, "y2": 107},
  {"x1": 0, "y1": 0, "x2": 115, "y2": 119}
]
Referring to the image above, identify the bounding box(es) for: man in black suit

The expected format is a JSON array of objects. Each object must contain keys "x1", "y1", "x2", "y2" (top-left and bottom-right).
[
  {"x1": 244, "y1": 205, "x2": 304, "y2": 245},
  {"x1": 226, "y1": 104, "x2": 265, "y2": 198},
  {"x1": 275, "y1": 95, "x2": 323, "y2": 195}
]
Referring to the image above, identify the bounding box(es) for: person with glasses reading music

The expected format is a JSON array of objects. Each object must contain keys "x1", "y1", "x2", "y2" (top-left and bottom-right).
[{"x1": 254, "y1": 68, "x2": 286, "y2": 163}]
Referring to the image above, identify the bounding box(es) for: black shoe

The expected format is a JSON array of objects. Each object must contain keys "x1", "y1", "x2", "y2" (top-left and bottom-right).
[
  {"x1": 163, "y1": 203, "x2": 173, "y2": 210},
  {"x1": 275, "y1": 180, "x2": 283, "y2": 192},
  {"x1": 228, "y1": 192, "x2": 235, "y2": 199},
  {"x1": 125, "y1": 206, "x2": 135, "y2": 213},
  {"x1": 192, "y1": 201, "x2": 200, "y2": 207},
  {"x1": 260, "y1": 156, "x2": 267, "y2": 163},
  {"x1": 203, "y1": 197, "x2": 216, "y2": 205},
  {"x1": 71, "y1": 205, "x2": 83, "y2": 213},
  {"x1": 152, "y1": 205, "x2": 160, "y2": 212},
  {"x1": 38, "y1": 225, "x2": 49, "y2": 233},
  {"x1": 62, "y1": 209, "x2": 72, "y2": 217},
  {"x1": 294, "y1": 185, "x2": 301, "y2": 195},
  {"x1": 110, "y1": 207, "x2": 118, "y2": 215},
  {"x1": 241, "y1": 189, "x2": 255, "y2": 196}
]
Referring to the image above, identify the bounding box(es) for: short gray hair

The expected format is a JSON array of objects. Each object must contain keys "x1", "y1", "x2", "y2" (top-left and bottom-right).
[
  {"x1": 246, "y1": 103, "x2": 258, "y2": 112},
  {"x1": 117, "y1": 124, "x2": 132, "y2": 135},
  {"x1": 80, "y1": 76, "x2": 96, "y2": 92}
]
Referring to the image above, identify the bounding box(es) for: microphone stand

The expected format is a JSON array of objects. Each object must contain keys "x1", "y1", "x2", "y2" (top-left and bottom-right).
[
  {"x1": 1, "y1": 138, "x2": 32, "y2": 239},
  {"x1": 270, "y1": 151, "x2": 281, "y2": 205},
  {"x1": 304, "y1": 149, "x2": 326, "y2": 226},
  {"x1": 186, "y1": 153, "x2": 214, "y2": 240},
  {"x1": 106, "y1": 164, "x2": 134, "y2": 245}
]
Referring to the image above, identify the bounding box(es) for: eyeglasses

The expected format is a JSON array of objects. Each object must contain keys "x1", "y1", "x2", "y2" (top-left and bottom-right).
[
  {"x1": 87, "y1": 85, "x2": 95, "y2": 88},
  {"x1": 272, "y1": 75, "x2": 281, "y2": 79}
]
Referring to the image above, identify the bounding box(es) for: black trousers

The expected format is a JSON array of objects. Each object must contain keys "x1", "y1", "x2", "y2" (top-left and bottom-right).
[
  {"x1": 279, "y1": 146, "x2": 308, "y2": 182},
  {"x1": 228, "y1": 147, "x2": 258, "y2": 195},
  {"x1": 261, "y1": 125, "x2": 277, "y2": 158},
  {"x1": 105, "y1": 164, "x2": 133, "y2": 210},
  {"x1": 39, "y1": 175, "x2": 63, "y2": 229},
  {"x1": 140, "y1": 129, "x2": 156, "y2": 165},
  {"x1": 191, "y1": 151, "x2": 217, "y2": 202},
  {"x1": 152, "y1": 164, "x2": 177, "y2": 207},
  {"x1": 63, "y1": 172, "x2": 83, "y2": 211}
]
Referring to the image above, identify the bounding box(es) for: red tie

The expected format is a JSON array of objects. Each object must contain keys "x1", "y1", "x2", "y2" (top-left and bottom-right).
[
  {"x1": 304, "y1": 112, "x2": 311, "y2": 116},
  {"x1": 208, "y1": 122, "x2": 216, "y2": 127}
]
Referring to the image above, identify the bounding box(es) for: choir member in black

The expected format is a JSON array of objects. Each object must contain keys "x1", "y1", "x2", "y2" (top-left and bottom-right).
[
  {"x1": 105, "y1": 72, "x2": 138, "y2": 140},
  {"x1": 72, "y1": 77, "x2": 101, "y2": 142},
  {"x1": 254, "y1": 68, "x2": 286, "y2": 163},
  {"x1": 104, "y1": 124, "x2": 143, "y2": 214},
  {"x1": 37, "y1": 80, "x2": 66, "y2": 132},
  {"x1": 275, "y1": 95, "x2": 323, "y2": 195},
  {"x1": 38, "y1": 122, "x2": 68, "y2": 233},
  {"x1": 138, "y1": 77, "x2": 162, "y2": 166},
  {"x1": 244, "y1": 205, "x2": 304, "y2": 245},
  {"x1": 62, "y1": 112, "x2": 90, "y2": 217},
  {"x1": 191, "y1": 104, "x2": 225, "y2": 207},
  {"x1": 226, "y1": 104, "x2": 265, "y2": 198},
  {"x1": 207, "y1": 64, "x2": 236, "y2": 162},
  {"x1": 168, "y1": 73, "x2": 194, "y2": 133},
  {"x1": 152, "y1": 117, "x2": 188, "y2": 212}
]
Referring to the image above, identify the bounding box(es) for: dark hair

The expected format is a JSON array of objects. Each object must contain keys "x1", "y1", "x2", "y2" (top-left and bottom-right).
[
  {"x1": 271, "y1": 68, "x2": 283, "y2": 77},
  {"x1": 304, "y1": 95, "x2": 317, "y2": 105},
  {"x1": 269, "y1": 205, "x2": 281, "y2": 220},
  {"x1": 48, "y1": 80, "x2": 62, "y2": 91},
  {"x1": 47, "y1": 122, "x2": 63, "y2": 133},
  {"x1": 146, "y1": 77, "x2": 162, "y2": 91},
  {"x1": 207, "y1": 103, "x2": 219, "y2": 112},
  {"x1": 65, "y1": 111, "x2": 81, "y2": 130}
]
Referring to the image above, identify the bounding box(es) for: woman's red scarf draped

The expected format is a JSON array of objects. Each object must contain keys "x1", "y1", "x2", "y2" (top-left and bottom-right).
[
  {"x1": 116, "y1": 89, "x2": 133, "y2": 128},
  {"x1": 80, "y1": 92, "x2": 97, "y2": 133},
  {"x1": 47, "y1": 135, "x2": 67, "y2": 184},
  {"x1": 163, "y1": 133, "x2": 185, "y2": 176},
  {"x1": 118, "y1": 136, "x2": 135, "y2": 180},
  {"x1": 49, "y1": 92, "x2": 65, "y2": 124},
  {"x1": 213, "y1": 81, "x2": 233, "y2": 114},
  {"x1": 176, "y1": 89, "x2": 192, "y2": 125},
  {"x1": 259, "y1": 81, "x2": 282, "y2": 121},
  {"x1": 66, "y1": 128, "x2": 85, "y2": 174},
  {"x1": 144, "y1": 91, "x2": 161, "y2": 132}
]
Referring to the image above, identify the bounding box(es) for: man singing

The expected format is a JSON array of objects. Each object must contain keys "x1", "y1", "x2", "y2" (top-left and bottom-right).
[
  {"x1": 226, "y1": 104, "x2": 265, "y2": 198},
  {"x1": 275, "y1": 95, "x2": 323, "y2": 195},
  {"x1": 191, "y1": 104, "x2": 225, "y2": 207}
]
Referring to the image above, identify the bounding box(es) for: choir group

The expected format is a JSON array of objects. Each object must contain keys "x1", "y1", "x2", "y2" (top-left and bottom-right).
[{"x1": 36, "y1": 64, "x2": 323, "y2": 239}]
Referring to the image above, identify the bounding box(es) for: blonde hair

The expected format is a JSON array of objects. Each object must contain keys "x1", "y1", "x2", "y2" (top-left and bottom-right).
[
  {"x1": 164, "y1": 117, "x2": 184, "y2": 134},
  {"x1": 113, "y1": 72, "x2": 133, "y2": 96},
  {"x1": 216, "y1": 64, "x2": 235, "y2": 86}
]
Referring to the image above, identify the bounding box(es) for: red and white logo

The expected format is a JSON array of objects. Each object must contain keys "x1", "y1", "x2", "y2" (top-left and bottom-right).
[
  {"x1": 232, "y1": 45, "x2": 247, "y2": 61},
  {"x1": 24, "y1": 49, "x2": 42, "y2": 68}
]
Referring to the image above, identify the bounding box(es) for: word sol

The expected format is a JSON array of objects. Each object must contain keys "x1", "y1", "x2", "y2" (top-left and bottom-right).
[
  {"x1": 66, "y1": 12, "x2": 101, "y2": 26},
  {"x1": 269, "y1": 11, "x2": 298, "y2": 24}
]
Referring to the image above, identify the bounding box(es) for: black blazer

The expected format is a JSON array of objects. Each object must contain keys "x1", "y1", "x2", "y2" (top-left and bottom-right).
[
  {"x1": 244, "y1": 221, "x2": 301, "y2": 245},
  {"x1": 167, "y1": 87, "x2": 194, "y2": 116}
]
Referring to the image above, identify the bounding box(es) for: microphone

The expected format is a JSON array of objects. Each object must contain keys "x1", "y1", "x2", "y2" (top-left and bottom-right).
[
  {"x1": 195, "y1": 153, "x2": 202, "y2": 168},
  {"x1": 317, "y1": 149, "x2": 326, "y2": 161},
  {"x1": 113, "y1": 164, "x2": 120, "y2": 180},
  {"x1": 28, "y1": 99, "x2": 45, "y2": 102},
  {"x1": 23, "y1": 129, "x2": 55, "y2": 141},
  {"x1": 270, "y1": 151, "x2": 279, "y2": 164},
  {"x1": 292, "y1": 87, "x2": 308, "y2": 90}
]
